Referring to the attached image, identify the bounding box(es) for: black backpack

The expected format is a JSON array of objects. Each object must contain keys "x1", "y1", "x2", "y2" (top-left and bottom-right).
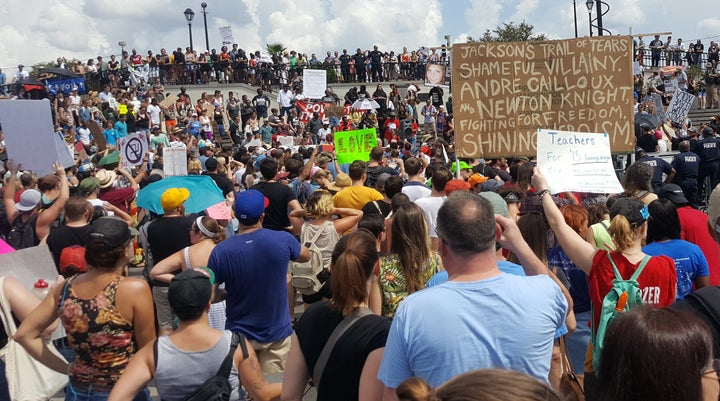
[
  {"x1": 6, "y1": 214, "x2": 39, "y2": 250},
  {"x1": 154, "y1": 332, "x2": 247, "y2": 401}
]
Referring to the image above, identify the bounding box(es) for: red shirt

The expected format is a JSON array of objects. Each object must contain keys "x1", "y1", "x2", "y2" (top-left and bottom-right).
[
  {"x1": 99, "y1": 187, "x2": 136, "y2": 212},
  {"x1": 677, "y1": 206, "x2": 720, "y2": 285},
  {"x1": 588, "y1": 250, "x2": 676, "y2": 331}
]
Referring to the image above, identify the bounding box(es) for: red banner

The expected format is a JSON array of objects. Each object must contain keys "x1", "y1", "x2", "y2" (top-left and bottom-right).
[{"x1": 295, "y1": 100, "x2": 334, "y2": 123}]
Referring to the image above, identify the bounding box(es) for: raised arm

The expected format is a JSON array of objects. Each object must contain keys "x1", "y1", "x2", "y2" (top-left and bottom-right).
[
  {"x1": 36, "y1": 162, "x2": 69, "y2": 240},
  {"x1": 332, "y1": 207, "x2": 363, "y2": 234},
  {"x1": 531, "y1": 168, "x2": 597, "y2": 274},
  {"x1": 149, "y1": 250, "x2": 186, "y2": 284},
  {"x1": 3, "y1": 161, "x2": 20, "y2": 224}
]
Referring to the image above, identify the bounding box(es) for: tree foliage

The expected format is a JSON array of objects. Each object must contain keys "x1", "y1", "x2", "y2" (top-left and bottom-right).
[
  {"x1": 479, "y1": 21, "x2": 547, "y2": 43},
  {"x1": 266, "y1": 42, "x2": 286, "y2": 57}
]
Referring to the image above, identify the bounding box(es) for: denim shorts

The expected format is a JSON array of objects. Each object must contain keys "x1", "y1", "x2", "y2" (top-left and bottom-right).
[{"x1": 65, "y1": 382, "x2": 150, "y2": 401}]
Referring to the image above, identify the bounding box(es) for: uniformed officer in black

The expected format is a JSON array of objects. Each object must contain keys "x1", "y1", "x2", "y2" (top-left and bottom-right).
[
  {"x1": 635, "y1": 147, "x2": 676, "y2": 192},
  {"x1": 693, "y1": 126, "x2": 720, "y2": 198},
  {"x1": 671, "y1": 140, "x2": 700, "y2": 207}
]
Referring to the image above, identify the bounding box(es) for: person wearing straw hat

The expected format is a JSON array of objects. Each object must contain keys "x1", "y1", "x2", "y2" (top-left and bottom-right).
[{"x1": 97, "y1": 162, "x2": 141, "y2": 213}]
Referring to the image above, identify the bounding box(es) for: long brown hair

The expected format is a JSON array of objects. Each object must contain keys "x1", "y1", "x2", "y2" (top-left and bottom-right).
[
  {"x1": 390, "y1": 202, "x2": 431, "y2": 293},
  {"x1": 330, "y1": 230, "x2": 379, "y2": 316}
]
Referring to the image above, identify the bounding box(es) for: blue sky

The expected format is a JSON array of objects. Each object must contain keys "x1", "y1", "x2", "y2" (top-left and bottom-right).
[{"x1": 0, "y1": 0, "x2": 718, "y2": 69}]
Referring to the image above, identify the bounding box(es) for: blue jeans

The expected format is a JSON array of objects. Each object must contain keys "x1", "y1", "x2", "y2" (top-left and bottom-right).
[
  {"x1": 566, "y1": 310, "x2": 591, "y2": 374},
  {"x1": 65, "y1": 382, "x2": 150, "y2": 401}
]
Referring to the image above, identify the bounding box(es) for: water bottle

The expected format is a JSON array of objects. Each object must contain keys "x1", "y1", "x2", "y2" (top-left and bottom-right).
[{"x1": 33, "y1": 279, "x2": 49, "y2": 299}]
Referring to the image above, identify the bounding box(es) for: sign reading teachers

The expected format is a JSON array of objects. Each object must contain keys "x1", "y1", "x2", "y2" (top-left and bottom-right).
[
  {"x1": 334, "y1": 128, "x2": 378, "y2": 164},
  {"x1": 536, "y1": 129, "x2": 623, "y2": 194},
  {"x1": 665, "y1": 90, "x2": 696, "y2": 124},
  {"x1": 452, "y1": 37, "x2": 635, "y2": 158}
]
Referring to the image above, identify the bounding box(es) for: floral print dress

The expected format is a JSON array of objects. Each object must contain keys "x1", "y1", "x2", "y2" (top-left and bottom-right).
[
  {"x1": 379, "y1": 253, "x2": 441, "y2": 318},
  {"x1": 60, "y1": 275, "x2": 137, "y2": 388}
]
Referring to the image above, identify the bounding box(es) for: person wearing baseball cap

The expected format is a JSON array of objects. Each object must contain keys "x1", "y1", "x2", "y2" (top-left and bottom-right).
[
  {"x1": 107, "y1": 268, "x2": 282, "y2": 401},
  {"x1": 146, "y1": 187, "x2": 198, "y2": 335},
  {"x1": 2, "y1": 161, "x2": 69, "y2": 249},
  {"x1": 208, "y1": 189, "x2": 310, "y2": 374}
]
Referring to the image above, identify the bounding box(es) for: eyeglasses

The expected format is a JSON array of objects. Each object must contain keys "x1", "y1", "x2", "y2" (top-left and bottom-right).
[{"x1": 703, "y1": 358, "x2": 720, "y2": 381}]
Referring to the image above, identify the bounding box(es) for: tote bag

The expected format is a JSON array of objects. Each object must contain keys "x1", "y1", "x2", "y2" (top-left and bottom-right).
[{"x1": 0, "y1": 276, "x2": 67, "y2": 401}]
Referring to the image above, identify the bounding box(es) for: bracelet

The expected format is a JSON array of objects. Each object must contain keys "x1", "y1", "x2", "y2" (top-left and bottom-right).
[{"x1": 537, "y1": 189, "x2": 551, "y2": 198}]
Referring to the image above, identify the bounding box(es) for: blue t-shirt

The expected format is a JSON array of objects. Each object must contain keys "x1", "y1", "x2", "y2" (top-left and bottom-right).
[
  {"x1": 643, "y1": 239, "x2": 709, "y2": 299},
  {"x1": 208, "y1": 228, "x2": 300, "y2": 343},
  {"x1": 547, "y1": 246, "x2": 591, "y2": 313},
  {"x1": 114, "y1": 120, "x2": 128, "y2": 138},
  {"x1": 378, "y1": 273, "x2": 567, "y2": 387},
  {"x1": 426, "y1": 260, "x2": 526, "y2": 287},
  {"x1": 103, "y1": 128, "x2": 118, "y2": 146},
  {"x1": 188, "y1": 120, "x2": 202, "y2": 136}
]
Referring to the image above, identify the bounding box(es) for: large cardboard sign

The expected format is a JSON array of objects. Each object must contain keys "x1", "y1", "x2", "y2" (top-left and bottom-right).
[
  {"x1": 665, "y1": 90, "x2": 696, "y2": 124},
  {"x1": 452, "y1": 37, "x2": 635, "y2": 158},
  {"x1": 118, "y1": 133, "x2": 149, "y2": 168},
  {"x1": 296, "y1": 100, "x2": 334, "y2": 123},
  {"x1": 334, "y1": 128, "x2": 378, "y2": 164},
  {"x1": 651, "y1": 93, "x2": 667, "y2": 124},
  {"x1": 536, "y1": 129, "x2": 623, "y2": 194},
  {"x1": 0, "y1": 100, "x2": 74, "y2": 176},
  {"x1": 303, "y1": 69, "x2": 327, "y2": 99}
]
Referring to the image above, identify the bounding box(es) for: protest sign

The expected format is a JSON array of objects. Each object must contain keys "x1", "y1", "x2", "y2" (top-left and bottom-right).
[
  {"x1": 334, "y1": 128, "x2": 377, "y2": 164},
  {"x1": 296, "y1": 100, "x2": 334, "y2": 123},
  {"x1": 303, "y1": 69, "x2": 327, "y2": 99},
  {"x1": 163, "y1": 144, "x2": 188, "y2": 177},
  {"x1": 207, "y1": 201, "x2": 231, "y2": 221},
  {"x1": 664, "y1": 79, "x2": 678, "y2": 94},
  {"x1": 452, "y1": 36, "x2": 634, "y2": 158},
  {"x1": 424, "y1": 63, "x2": 450, "y2": 88},
  {"x1": 632, "y1": 61, "x2": 642, "y2": 75},
  {"x1": 0, "y1": 99, "x2": 73, "y2": 176},
  {"x1": 88, "y1": 121, "x2": 107, "y2": 151},
  {"x1": 536, "y1": 129, "x2": 623, "y2": 194},
  {"x1": 118, "y1": 133, "x2": 149, "y2": 168},
  {"x1": 0, "y1": 245, "x2": 60, "y2": 293},
  {"x1": 45, "y1": 77, "x2": 87, "y2": 95},
  {"x1": 665, "y1": 90, "x2": 696, "y2": 124},
  {"x1": 219, "y1": 26, "x2": 234, "y2": 45},
  {"x1": 277, "y1": 135, "x2": 295, "y2": 147},
  {"x1": 651, "y1": 93, "x2": 667, "y2": 124},
  {"x1": 159, "y1": 94, "x2": 178, "y2": 109},
  {"x1": 246, "y1": 139, "x2": 262, "y2": 148}
]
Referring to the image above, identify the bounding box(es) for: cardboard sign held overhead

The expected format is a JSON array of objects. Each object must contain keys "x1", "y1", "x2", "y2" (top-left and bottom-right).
[
  {"x1": 452, "y1": 36, "x2": 635, "y2": 158},
  {"x1": 0, "y1": 99, "x2": 74, "y2": 176},
  {"x1": 665, "y1": 90, "x2": 696, "y2": 124},
  {"x1": 118, "y1": 133, "x2": 149, "y2": 168},
  {"x1": 303, "y1": 69, "x2": 327, "y2": 99}
]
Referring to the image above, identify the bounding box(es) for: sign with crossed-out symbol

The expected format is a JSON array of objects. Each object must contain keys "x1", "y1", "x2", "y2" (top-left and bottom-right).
[{"x1": 119, "y1": 133, "x2": 148, "y2": 168}]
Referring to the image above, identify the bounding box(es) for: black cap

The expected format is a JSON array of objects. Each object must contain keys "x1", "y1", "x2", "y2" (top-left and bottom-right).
[
  {"x1": 609, "y1": 197, "x2": 649, "y2": 227},
  {"x1": 702, "y1": 126, "x2": 715, "y2": 136},
  {"x1": 639, "y1": 123, "x2": 651, "y2": 131},
  {"x1": 88, "y1": 217, "x2": 138, "y2": 248},
  {"x1": 205, "y1": 157, "x2": 218, "y2": 171},
  {"x1": 635, "y1": 147, "x2": 647, "y2": 157},
  {"x1": 658, "y1": 183, "x2": 689, "y2": 205},
  {"x1": 168, "y1": 269, "x2": 214, "y2": 317}
]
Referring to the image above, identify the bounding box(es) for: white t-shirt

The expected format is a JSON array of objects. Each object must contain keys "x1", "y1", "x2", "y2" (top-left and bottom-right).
[
  {"x1": 414, "y1": 196, "x2": 447, "y2": 238},
  {"x1": 147, "y1": 104, "x2": 162, "y2": 125},
  {"x1": 76, "y1": 127, "x2": 91, "y2": 145},
  {"x1": 402, "y1": 182, "x2": 432, "y2": 202}
]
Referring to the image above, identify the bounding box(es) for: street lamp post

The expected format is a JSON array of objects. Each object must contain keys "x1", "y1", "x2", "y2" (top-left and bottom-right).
[
  {"x1": 573, "y1": 1, "x2": 578, "y2": 38},
  {"x1": 184, "y1": 8, "x2": 195, "y2": 52},
  {"x1": 585, "y1": 0, "x2": 594, "y2": 37},
  {"x1": 596, "y1": 0, "x2": 604, "y2": 36},
  {"x1": 118, "y1": 41, "x2": 126, "y2": 56},
  {"x1": 201, "y1": 2, "x2": 209, "y2": 52}
]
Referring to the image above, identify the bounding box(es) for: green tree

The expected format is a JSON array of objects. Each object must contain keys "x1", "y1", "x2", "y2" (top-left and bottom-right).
[
  {"x1": 480, "y1": 21, "x2": 546, "y2": 42},
  {"x1": 266, "y1": 42, "x2": 286, "y2": 57}
]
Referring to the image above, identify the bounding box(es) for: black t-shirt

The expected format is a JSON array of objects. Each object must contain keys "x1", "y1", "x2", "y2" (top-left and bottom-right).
[
  {"x1": 203, "y1": 172, "x2": 234, "y2": 196},
  {"x1": 251, "y1": 181, "x2": 296, "y2": 231},
  {"x1": 147, "y1": 215, "x2": 196, "y2": 264},
  {"x1": 46, "y1": 224, "x2": 92, "y2": 269},
  {"x1": 361, "y1": 199, "x2": 392, "y2": 218},
  {"x1": 173, "y1": 51, "x2": 185, "y2": 64},
  {"x1": 364, "y1": 165, "x2": 399, "y2": 188},
  {"x1": 429, "y1": 87, "x2": 444, "y2": 108},
  {"x1": 637, "y1": 133, "x2": 658, "y2": 153},
  {"x1": 295, "y1": 302, "x2": 390, "y2": 401}
]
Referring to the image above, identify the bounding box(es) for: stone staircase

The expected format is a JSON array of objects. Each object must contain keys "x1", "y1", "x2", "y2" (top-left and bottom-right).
[{"x1": 688, "y1": 106, "x2": 719, "y2": 126}]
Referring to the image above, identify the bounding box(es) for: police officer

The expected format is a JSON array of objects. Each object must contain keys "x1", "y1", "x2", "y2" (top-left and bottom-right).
[
  {"x1": 635, "y1": 147, "x2": 676, "y2": 192},
  {"x1": 693, "y1": 126, "x2": 720, "y2": 199},
  {"x1": 671, "y1": 140, "x2": 700, "y2": 207}
]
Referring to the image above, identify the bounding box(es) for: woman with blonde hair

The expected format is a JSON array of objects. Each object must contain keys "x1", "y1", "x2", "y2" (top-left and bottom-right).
[
  {"x1": 289, "y1": 190, "x2": 363, "y2": 307},
  {"x1": 282, "y1": 230, "x2": 391, "y2": 401},
  {"x1": 150, "y1": 216, "x2": 226, "y2": 330},
  {"x1": 396, "y1": 369, "x2": 562, "y2": 401},
  {"x1": 374, "y1": 202, "x2": 441, "y2": 317}
]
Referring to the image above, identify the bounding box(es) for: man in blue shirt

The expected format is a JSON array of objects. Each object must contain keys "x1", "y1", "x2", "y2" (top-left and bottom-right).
[
  {"x1": 378, "y1": 192, "x2": 568, "y2": 398},
  {"x1": 635, "y1": 147, "x2": 676, "y2": 191},
  {"x1": 208, "y1": 190, "x2": 310, "y2": 375}
]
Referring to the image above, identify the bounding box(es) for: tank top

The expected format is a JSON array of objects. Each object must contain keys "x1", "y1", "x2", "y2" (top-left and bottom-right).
[
  {"x1": 155, "y1": 331, "x2": 241, "y2": 401},
  {"x1": 301, "y1": 221, "x2": 340, "y2": 269},
  {"x1": 61, "y1": 275, "x2": 136, "y2": 387}
]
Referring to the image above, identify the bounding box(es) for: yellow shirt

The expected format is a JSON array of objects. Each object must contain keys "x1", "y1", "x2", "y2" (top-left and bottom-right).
[{"x1": 333, "y1": 186, "x2": 383, "y2": 211}]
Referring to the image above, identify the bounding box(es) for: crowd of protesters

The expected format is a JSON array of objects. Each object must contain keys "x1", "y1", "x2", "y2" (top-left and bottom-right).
[{"x1": 4, "y1": 37, "x2": 720, "y2": 401}]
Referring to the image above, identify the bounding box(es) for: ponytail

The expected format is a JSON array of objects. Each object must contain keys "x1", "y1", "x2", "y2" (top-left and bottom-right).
[
  {"x1": 608, "y1": 214, "x2": 635, "y2": 251},
  {"x1": 397, "y1": 377, "x2": 436, "y2": 401},
  {"x1": 330, "y1": 231, "x2": 378, "y2": 316}
]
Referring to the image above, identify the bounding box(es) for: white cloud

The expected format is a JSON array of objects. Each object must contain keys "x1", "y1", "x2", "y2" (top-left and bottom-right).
[{"x1": 465, "y1": 0, "x2": 502, "y2": 38}]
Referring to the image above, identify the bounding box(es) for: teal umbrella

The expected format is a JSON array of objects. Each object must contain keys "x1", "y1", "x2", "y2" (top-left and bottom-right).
[{"x1": 136, "y1": 175, "x2": 224, "y2": 215}]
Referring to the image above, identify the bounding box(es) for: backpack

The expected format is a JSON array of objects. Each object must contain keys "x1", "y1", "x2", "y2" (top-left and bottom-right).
[
  {"x1": 591, "y1": 253, "x2": 650, "y2": 372},
  {"x1": 290, "y1": 223, "x2": 329, "y2": 295},
  {"x1": 154, "y1": 332, "x2": 247, "y2": 401},
  {"x1": 6, "y1": 214, "x2": 39, "y2": 250}
]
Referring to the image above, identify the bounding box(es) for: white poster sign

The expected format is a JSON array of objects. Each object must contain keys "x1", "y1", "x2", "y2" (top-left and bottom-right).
[
  {"x1": 632, "y1": 61, "x2": 642, "y2": 75},
  {"x1": 277, "y1": 135, "x2": 295, "y2": 148},
  {"x1": 0, "y1": 100, "x2": 73, "y2": 176},
  {"x1": 163, "y1": 144, "x2": 188, "y2": 177},
  {"x1": 219, "y1": 26, "x2": 234, "y2": 45},
  {"x1": 303, "y1": 69, "x2": 327, "y2": 99},
  {"x1": 665, "y1": 89, "x2": 696, "y2": 124},
  {"x1": 664, "y1": 79, "x2": 678, "y2": 94},
  {"x1": 536, "y1": 129, "x2": 623, "y2": 194},
  {"x1": 118, "y1": 133, "x2": 149, "y2": 168}
]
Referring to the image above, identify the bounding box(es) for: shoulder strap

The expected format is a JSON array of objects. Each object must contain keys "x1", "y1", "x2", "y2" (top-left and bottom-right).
[
  {"x1": 312, "y1": 307, "x2": 372, "y2": 389},
  {"x1": 304, "y1": 223, "x2": 326, "y2": 247},
  {"x1": 217, "y1": 332, "x2": 241, "y2": 377},
  {"x1": 606, "y1": 252, "x2": 623, "y2": 281},
  {"x1": 153, "y1": 339, "x2": 159, "y2": 371},
  {"x1": 183, "y1": 247, "x2": 192, "y2": 270},
  {"x1": 629, "y1": 255, "x2": 651, "y2": 281},
  {"x1": 373, "y1": 201, "x2": 382, "y2": 214}
]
